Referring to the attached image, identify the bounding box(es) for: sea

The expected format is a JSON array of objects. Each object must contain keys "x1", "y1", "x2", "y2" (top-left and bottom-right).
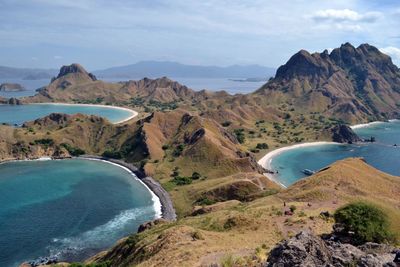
[
  {"x1": 0, "y1": 159, "x2": 159, "y2": 267},
  {"x1": 270, "y1": 120, "x2": 400, "y2": 187}
]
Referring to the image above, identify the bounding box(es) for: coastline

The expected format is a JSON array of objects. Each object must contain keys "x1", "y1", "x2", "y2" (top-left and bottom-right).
[
  {"x1": 0, "y1": 156, "x2": 176, "y2": 221},
  {"x1": 28, "y1": 102, "x2": 138, "y2": 124},
  {"x1": 79, "y1": 155, "x2": 177, "y2": 221},
  {"x1": 351, "y1": 119, "x2": 399, "y2": 129},
  {"x1": 257, "y1": 142, "x2": 340, "y2": 188}
]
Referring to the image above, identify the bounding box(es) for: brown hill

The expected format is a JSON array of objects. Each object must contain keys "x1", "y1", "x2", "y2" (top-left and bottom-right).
[
  {"x1": 254, "y1": 43, "x2": 400, "y2": 123},
  {"x1": 87, "y1": 158, "x2": 400, "y2": 267}
]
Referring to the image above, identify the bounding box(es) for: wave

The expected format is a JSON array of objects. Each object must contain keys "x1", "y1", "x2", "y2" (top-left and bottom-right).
[{"x1": 48, "y1": 206, "x2": 154, "y2": 260}]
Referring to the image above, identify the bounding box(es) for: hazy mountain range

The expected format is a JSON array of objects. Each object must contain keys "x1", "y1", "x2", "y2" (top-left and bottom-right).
[
  {"x1": 0, "y1": 61, "x2": 276, "y2": 80},
  {"x1": 94, "y1": 61, "x2": 276, "y2": 79}
]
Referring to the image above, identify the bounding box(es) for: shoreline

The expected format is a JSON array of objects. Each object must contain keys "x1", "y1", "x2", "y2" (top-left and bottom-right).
[
  {"x1": 351, "y1": 119, "x2": 399, "y2": 129},
  {"x1": 0, "y1": 156, "x2": 176, "y2": 221},
  {"x1": 257, "y1": 118, "x2": 400, "y2": 187},
  {"x1": 28, "y1": 102, "x2": 138, "y2": 124},
  {"x1": 79, "y1": 155, "x2": 176, "y2": 221},
  {"x1": 257, "y1": 142, "x2": 340, "y2": 188}
]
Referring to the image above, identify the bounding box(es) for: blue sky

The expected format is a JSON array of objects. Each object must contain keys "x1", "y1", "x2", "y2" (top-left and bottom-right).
[{"x1": 0, "y1": 0, "x2": 399, "y2": 70}]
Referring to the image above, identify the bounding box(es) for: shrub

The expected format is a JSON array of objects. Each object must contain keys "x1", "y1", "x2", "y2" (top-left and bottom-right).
[
  {"x1": 334, "y1": 202, "x2": 395, "y2": 245},
  {"x1": 221, "y1": 121, "x2": 232, "y2": 127},
  {"x1": 289, "y1": 205, "x2": 297, "y2": 213},
  {"x1": 233, "y1": 129, "x2": 245, "y2": 144},
  {"x1": 60, "y1": 143, "x2": 86, "y2": 156},
  {"x1": 256, "y1": 143, "x2": 269, "y2": 149},
  {"x1": 172, "y1": 176, "x2": 192, "y2": 185},
  {"x1": 172, "y1": 144, "x2": 185, "y2": 157},
  {"x1": 191, "y1": 171, "x2": 201, "y2": 180},
  {"x1": 102, "y1": 150, "x2": 122, "y2": 159}
]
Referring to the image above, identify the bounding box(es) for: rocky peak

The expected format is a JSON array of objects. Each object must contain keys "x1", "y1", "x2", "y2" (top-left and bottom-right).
[
  {"x1": 55, "y1": 63, "x2": 97, "y2": 81},
  {"x1": 275, "y1": 49, "x2": 335, "y2": 80},
  {"x1": 266, "y1": 231, "x2": 399, "y2": 267}
]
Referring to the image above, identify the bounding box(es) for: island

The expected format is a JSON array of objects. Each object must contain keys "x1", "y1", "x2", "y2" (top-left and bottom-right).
[{"x1": 0, "y1": 83, "x2": 25, "y2": 92}]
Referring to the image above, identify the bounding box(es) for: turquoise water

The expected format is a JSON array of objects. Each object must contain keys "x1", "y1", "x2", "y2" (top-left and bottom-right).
[
  {"x1": 0, "y1": 104, "x2": 133, "y2": 125},
  {"x1": 270, "y1": 120, "x2": 400, "y2": 187},
  {"x1": 0, "y1": 159, "x2": 158, "y2": 267}
]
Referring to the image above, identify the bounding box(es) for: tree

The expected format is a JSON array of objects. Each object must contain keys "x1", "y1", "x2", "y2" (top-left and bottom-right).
[{"x1": 334, "y1": 202, "x2": 395, "y2": 245}]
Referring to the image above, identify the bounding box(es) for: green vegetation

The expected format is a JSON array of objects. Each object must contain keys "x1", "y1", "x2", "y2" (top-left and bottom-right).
[
  {"x1": 172, "y1": 144, "x2": 185, "y2": 157},
  {"x1": 172, "y1": 176, "x2": 193, "y2": 185},
  {"x1": 191, "y1": 171, "x2": 201, "y2": 180},
  {"x1": 60, "y1": 143, "x2": 86, "y2": 156},
  {"x1": 102, "y1": 150, "x2": 122, "y2": 159},
  {"x1": 32, "y1": 138, "x2": 54, "y2": 148},
  {"x1": 221, "y1": 121, "x2": 232, "y2": 127},
  {"x1": 334, "y1": 202, "x2": 395, "y2": 244},
  {"x1": 256, "y1": 142, "x2": 268, "y2": 149},
  {"x1": 233, "y1": 129, "x2": 245, "y2": 144},
  {"x1": 196, "y1": 196, "x2": 216, "y2": 206}
]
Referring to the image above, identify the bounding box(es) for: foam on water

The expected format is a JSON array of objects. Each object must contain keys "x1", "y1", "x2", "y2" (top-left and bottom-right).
[{"x1": 48, "y1": 206, "x2": 153, "y2": 259}]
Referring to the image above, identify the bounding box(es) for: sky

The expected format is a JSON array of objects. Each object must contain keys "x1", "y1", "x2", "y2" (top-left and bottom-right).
[{"x1": 0, "y1": 0, "x2": 400, "y2": 70}]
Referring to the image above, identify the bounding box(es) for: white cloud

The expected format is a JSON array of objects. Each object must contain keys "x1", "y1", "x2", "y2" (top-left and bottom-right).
[
  {"x1": 380, "y1": 47, "x2": 400, "y2": 66},
  {"x1": 54, "y1": 55, "x2": 63, "y2": 60},
  {"x1": 312, "y1": 9, "x2": 381, "y2": 23}
]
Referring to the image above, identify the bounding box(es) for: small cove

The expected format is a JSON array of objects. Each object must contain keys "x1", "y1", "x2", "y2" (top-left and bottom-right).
[{"x1": 261, "y1": 120, "x2": 400, "y2": 187}]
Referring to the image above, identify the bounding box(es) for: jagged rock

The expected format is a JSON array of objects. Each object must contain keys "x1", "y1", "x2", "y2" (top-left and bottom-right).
[
  {"x1": 7, "y1": 97, "x2": 22, "y2": 105},
  {"x1": 137, "y1": 218, "x2": 168, "y2": 233},
  {"x1": 56, "y1": 63, "x2": 97, "y2": 81},
  {"x1": 331, "y1": 124, "x2": 361, "y2": 143},
  {"x1": 0, "y1": 83, "x2": 25, "y2": 91},
  {"x1": 266, "y1": 231, "x2": 398, "y2": 267}
]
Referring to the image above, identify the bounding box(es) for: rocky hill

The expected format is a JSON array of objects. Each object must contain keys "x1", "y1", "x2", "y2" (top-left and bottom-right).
[
  {"x1": 26, "y1": 63, "x2": 223, "y2": 105},
  {"x1": 85, "y1": 158, "x2": 400, "y2": 267},
  {"x1": 254, "y1": 43, "x2": 400, "y2": 123}
]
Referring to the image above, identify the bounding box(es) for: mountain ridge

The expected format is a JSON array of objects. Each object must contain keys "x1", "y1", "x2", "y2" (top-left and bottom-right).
[{"x1": 94, "y1": 60, "x2": 276, "y2": 79}]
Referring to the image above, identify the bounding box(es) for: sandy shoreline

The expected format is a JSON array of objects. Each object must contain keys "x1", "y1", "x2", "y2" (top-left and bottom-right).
[
  {"x1": 29, "y1": 102, "x2": 138, "y2": 124},
  {"x1": 0, "y1": 156, "x2": 176, "y2": 221},
  {"x1": 257, "y1": 142, "x2": 340, "y2": 188},
  {"x1": 351, "y1": 119, "x2": 399, "y2": 129},
  {"x1": 258, "y1": 119, "x2": 400, "y2": 187},
  {"x1": 80, "y1": 155, "x2": 176, "y2": 221}
]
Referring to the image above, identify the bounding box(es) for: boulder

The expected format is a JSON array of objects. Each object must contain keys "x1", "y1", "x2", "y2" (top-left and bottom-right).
[
  {"x1": 7, "y1": 97, "x2": 22, "y2": 105},
  {"x1": 137, "y1": 218, "x2": 168, "y2": 233},
  {"x1": 266, "y1": 231, "x2": 398, "y2": 267},
  {"x1": 331, "y1": 124, "x2": 361, "y2": 144}
]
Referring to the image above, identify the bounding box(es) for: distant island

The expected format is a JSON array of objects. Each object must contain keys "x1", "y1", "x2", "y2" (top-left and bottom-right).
[
  {"x1": 229, "y1": 77, "x2": 269, "y2": 82},
  {"x1": 0, "y1": 83, "x2": 25, "y2": 92},
  {"x1": 0, "y1": 66, "x2": 57, "y2": 80},
  {"x1": 93, "y1": 60, "x2": 276, "y2": 79}
]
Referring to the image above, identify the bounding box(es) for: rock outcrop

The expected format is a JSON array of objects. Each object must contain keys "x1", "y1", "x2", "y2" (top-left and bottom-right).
[
  {"x1": 0, "y1": 83, "x2": 25, "y2": 91},
  {"x1": 7, "y1": 97, "x2": 22, "y2": 105},
  {"x1": 266, "y1": 231, "x2": 398, "y2": 267},
  {"x1": 56, "y1": 63, "x2": 97, "y2": 81},
  {"x1": 331, "y1": 124, "x2": 361, "y2": 143},
  {"x1": 256, "y1": 43, "x2": 400, "y2": 123}
]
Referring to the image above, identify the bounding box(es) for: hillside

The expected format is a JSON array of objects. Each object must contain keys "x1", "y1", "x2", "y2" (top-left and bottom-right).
[
  {"x1": 86, "y1": 158, "x2": 400, "y2": 267},
  {"x1": 254, "y1": 43, "x2": 400, "y2": 123}
]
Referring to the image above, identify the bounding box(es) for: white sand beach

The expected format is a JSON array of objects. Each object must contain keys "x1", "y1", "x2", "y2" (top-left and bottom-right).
[
  {"x1": 30, "y1": 103, "x2": 138, "y2": 124},
  {"x1": 257, "y1": 141, "x2": 340, "y2": 188}
]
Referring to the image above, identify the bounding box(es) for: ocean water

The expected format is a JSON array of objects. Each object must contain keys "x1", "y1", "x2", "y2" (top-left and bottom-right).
[
  {"x1": 270, "y1": 120, "x2": 400, "y2": 187},
  {"x1": 0, "y1": 104, "x2": 134, "y2": 125},
  {"x1": 0, "y1": 79, "x2": 50, "y2": 98},
  {"x1": 0, "y1": 159, "x2": 159, "y2": 267},
  {"x1": 103, "y1": 77, "x2": 266, "y2": 94},
  {"x1": 0, "y1": 77, "x2": 265, "y2": 98}
]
